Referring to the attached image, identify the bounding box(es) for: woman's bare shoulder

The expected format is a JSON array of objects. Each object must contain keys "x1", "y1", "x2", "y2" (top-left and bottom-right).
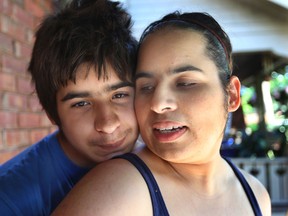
[
  {"x1": 241, "y1": 169, "x2": 271, "y2": 216},
  {"x1": 52, "y1": 157, "x2": 152, "y2": 216}
]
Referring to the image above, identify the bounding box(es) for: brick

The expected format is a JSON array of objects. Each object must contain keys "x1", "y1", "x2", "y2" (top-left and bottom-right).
[
  {"x1": 4, "y1": 128, "x2": 30, "y2": 147},
  {"x1": 1, "y1": 54, "x2": 28, "y2": 75},
  {"x1": 0, "y1": 111, "x2": 17, "y2": 128},
  {"x1": 40, "y1": 113, "x2": 54, "y2": 127},
  {"x1": 32, "y1": 16, "x2": 43, "y2": 30},
  {"x1": 24, "y1": 0, "x2": 47, "y2": 18},
  {"x1": 13, "y1": 0, "x2": 25, "y2": 8},
  {"x1": 17, "y1": 76, "x2": 33, "y2": 94},
  {"x1": 18, "y1": 112, "x2": 41, "y2": 127},
  {"x1": 0, "y1": 15, "x2": 26, "y2": 42},
  {"x1": 0, "y1": 73, "x2": 16, "y2": 91},
  {"x1": 0, "y1": 148, "x2": 26, "y2": 164},
  {"x1": 30, "y1": 128, "x2": 50, "y2": 143},
  {"x1": 13, "y1": 41, "x2": 21, "y2": 58},
  {"x1": 12, "y1": 3, "x2": 34, "y2": 29},
  {"x1": 0, "y1": 15, "x2": 10, "y2": 33},
  {"x1": 0, "y1": 32, "x2": 13, "y2": 54},
  {"x1": 14, "y1": 41, "x2": 32, "y2": 60},
  {"x1": 0, "y1": 130, "x2": 3, "y2": 148},
  {"x1": 26, "y1": 28, "x2": 34, "y2": 44},
  {"x1": 2, "y1": 92, "x2": 28, "y2": 110},
  {"x1": 0, "y1": 0, "x2": 54, "y2": 166},
  {"x1": 28, "y1": 94, "x2": 43, "y2": 112},
  {"x1": 0, "y1": 0, "x2": 13, "y2": 16},
  {"x1": 49, "y1": 126, "x2": 58, "y2": 133},
  {"x1": 41, "y1": 0, "x2": 53, "y2": 11}
]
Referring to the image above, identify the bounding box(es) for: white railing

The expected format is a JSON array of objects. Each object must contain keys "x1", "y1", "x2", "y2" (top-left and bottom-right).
[{"x1": 231, "y1": 157, "x2": 288, "y2": 211}]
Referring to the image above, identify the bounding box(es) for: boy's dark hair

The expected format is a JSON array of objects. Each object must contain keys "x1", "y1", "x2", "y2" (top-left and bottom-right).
[{"x1": 28, "y1": 0, "x2": 137, "y2": 125}]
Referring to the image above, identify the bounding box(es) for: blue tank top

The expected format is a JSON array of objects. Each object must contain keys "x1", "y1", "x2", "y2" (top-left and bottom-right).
[{"x1": 115, "y1": 153, "x2": 262, "y2": 216}]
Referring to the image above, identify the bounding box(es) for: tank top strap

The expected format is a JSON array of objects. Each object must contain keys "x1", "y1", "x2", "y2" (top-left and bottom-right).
[
  {"x1": 223, "y1": 157, "x2": 262, "y2": 216},
  {"x1": 114, "y1": 153, "x2": 170, "y2": 216}
]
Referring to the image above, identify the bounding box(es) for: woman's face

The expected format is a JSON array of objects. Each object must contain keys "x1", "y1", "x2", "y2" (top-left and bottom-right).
[{"x1": 135, "y1": 28, "x2": 239, "y2": 164}]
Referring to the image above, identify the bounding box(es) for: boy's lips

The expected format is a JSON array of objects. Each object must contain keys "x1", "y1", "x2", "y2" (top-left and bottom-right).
[{"x1": 97, "y1": 137, "x2": 126, "y2": 151}]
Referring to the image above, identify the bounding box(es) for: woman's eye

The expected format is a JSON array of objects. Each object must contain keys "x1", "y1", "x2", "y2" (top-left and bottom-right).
[
  {"x1": 112, "y1": 93, "x2": 129, "y2": 99},
  {"x1": 137, "y1": 85, "x2": 154, "y2": 93},
  {"x1": 72, "y1": 101, "x2": 90, "y2": 107},
  {"x1": 176, "y1": 82, "x2": 195, "y2": 87},
  {"x1": 136, "y1": 81, "x2": 154, "y2": 92},
  {"x1": 142, "y1": 85, "x2": 153, "y2": 91}
]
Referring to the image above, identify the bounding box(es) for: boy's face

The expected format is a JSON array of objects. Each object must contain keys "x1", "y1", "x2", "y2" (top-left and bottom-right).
[{"x1": 55, "y1": 63, "x2": 138, "y2": 167}]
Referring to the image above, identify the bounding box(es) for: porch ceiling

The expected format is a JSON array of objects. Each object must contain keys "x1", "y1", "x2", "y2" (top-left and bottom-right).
[{"x1": 233, "y1": 51, "x2": 288, "y2": 85}]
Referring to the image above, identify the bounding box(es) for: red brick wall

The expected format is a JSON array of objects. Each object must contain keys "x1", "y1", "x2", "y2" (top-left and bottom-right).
[{"x1": 0, "y1": 0, "x2": 56, "y2": 164}]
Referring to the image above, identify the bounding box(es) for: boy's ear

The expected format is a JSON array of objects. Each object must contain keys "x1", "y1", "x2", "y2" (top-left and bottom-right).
[{"x1": 228, "y1": 76, "x2": 241, "y2": 112}]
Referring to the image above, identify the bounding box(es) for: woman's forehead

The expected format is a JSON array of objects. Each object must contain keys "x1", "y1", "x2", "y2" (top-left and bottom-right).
[
  {"x1": 138, "y1": 29, "x2": 207, "y2": 64},
  {"x1": 140, "y1": 28, "x2": 205, "y2": 52}
]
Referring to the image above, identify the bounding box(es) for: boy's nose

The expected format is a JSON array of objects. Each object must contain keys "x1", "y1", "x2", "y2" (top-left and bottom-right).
[{"x1": 94, "y1": 104, "x2": 120, "y2": 134}]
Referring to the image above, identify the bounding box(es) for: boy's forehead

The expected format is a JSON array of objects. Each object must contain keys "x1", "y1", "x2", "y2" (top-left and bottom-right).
[
  {"x1": 74, "y1": 62, "x2": 131, "y2": 82},
  {"x1": 74, "y1": 63, "x2": 110, "y2": 79}
]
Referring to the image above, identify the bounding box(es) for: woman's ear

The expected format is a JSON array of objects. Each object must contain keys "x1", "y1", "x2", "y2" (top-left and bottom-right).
[{"x1": 228, "y1": 76, "x2": 241, "y2": 112}]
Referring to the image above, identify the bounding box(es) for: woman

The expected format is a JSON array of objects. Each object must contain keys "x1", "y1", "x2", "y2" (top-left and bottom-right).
[{"x1": 53, "y1": 11, "x2": 271, "y2": 216}]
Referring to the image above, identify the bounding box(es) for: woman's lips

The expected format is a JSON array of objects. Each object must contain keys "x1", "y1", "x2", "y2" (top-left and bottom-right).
[{"x1": 152, "y1": 121, "x2": 187, "y2": 142}]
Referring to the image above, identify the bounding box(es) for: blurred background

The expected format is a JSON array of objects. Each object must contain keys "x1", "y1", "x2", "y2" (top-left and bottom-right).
[{"x1": 0, "y1": 0, "x2": 287, "y2": 214}]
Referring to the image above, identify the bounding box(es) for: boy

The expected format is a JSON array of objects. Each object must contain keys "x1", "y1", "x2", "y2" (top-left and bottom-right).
[{"x1": 0, "y1": 0, "x2": 139, "y2": 215}]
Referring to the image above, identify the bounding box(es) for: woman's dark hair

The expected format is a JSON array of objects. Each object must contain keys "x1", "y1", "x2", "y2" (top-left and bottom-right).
[{"x1": 28, "y1": 0, "x2": 137, "y2": 125}]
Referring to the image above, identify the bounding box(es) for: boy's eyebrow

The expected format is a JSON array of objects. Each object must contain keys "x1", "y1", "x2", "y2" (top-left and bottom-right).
[
  {"x1": 61, "y1": 81, "x2": 134, "y2": 102},
  {"x1": 61, "y1": 92, "x2": 91, "y2": 102},
  {"x1": 109, "y1": 81, "x2": 134, "y2": 90},
  {"x1": 135, "y1": 65, "x2": 203, "y2": 81}
]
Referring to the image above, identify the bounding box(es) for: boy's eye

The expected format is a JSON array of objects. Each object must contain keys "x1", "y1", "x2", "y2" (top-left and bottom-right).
[{"x1": 72, "y1": 101, "x2": 90, "y2": 107}]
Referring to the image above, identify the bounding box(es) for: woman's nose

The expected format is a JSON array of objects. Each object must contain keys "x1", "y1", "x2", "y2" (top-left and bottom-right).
[{"x1": 150, "y1": 85, "x2": 177, "y2": 114}]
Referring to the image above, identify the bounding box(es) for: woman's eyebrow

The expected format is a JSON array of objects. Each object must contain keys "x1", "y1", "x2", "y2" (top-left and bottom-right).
[
  {"x1": 135, "y1": 65, "x2": 203, "y2": 81},
  {"x1": 134, "y1": 72, "x2": 153, "y2": 81},
  {"x1": 172, "y1": 65, "x2": 203, "y2": 74}
]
